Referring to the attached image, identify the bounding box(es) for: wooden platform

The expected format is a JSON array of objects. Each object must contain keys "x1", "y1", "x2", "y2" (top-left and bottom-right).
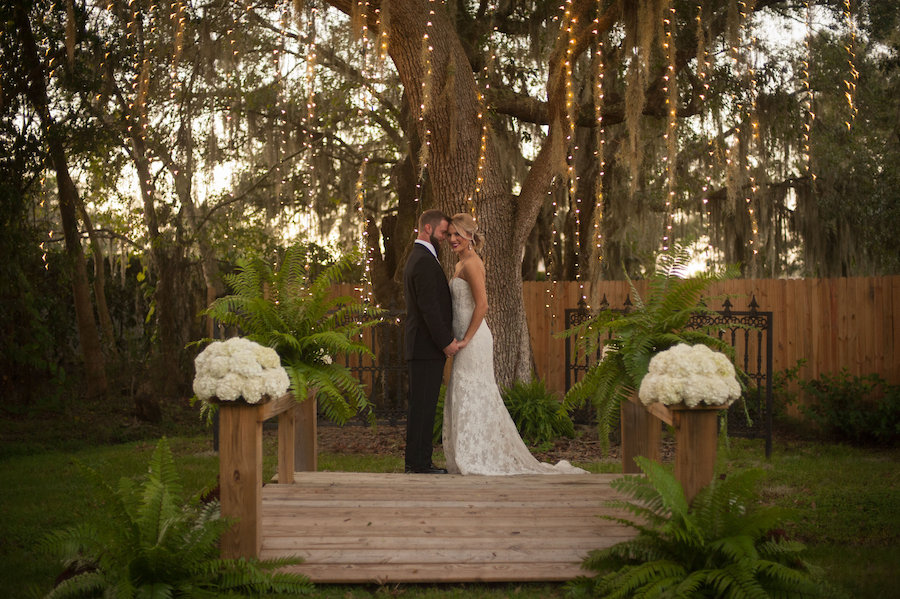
[{"x1": 259, "y1": 471, "x2": 636, "y2": 583}]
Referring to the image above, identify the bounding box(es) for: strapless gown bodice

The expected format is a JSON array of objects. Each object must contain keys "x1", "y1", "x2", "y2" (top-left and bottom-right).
[{"x1": 443, "y1": 278, "x2": 586, "y2": 476}]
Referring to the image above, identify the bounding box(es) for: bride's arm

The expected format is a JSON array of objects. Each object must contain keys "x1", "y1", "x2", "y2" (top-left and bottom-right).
[{"x1": 459, "y1": 261, "x2": 489, "y2": 347}]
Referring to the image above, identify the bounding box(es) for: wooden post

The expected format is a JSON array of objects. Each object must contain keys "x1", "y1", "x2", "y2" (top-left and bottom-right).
[
  {"x1": 277, "y1": 406, "x2": 295, "y2": 484},
  {"x1": 671, "y1": 405, "x2": 725, "y2": 503},
  {"x1": 620, "y1": 398, "x2": 661, "y2": 473},
  {"x1": 295, "y1": 395, "x2": 317, "y2": 472},
  {"x1": 218, "y1": 401, "x2": 263, "y2": 559}
]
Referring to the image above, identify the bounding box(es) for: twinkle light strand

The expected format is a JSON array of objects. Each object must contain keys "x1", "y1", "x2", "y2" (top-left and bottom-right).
[
  {"x1": 562, "y1": 0, "x2": 585, "y2": 303},
  {"x1": 302, "y1": 4, "x2": 319, "y2": 252},
  {"x1": 591, "y1": 2, "x2": 605, "y2": 273},
  {"x1": 544, "y1": 181, "x2": 561, "y2": 324},
  {"x1": 660, "y1": 1, "x2": 677, "y2": 252},
  {"x1": 842, "y1": 0, "x2": 859, "y2": 130},
  {"x1": 469, "y1": 41, "x2": 496, "y2": 215},
  {"x1": 744, "y1": 7, "x2": 761, "y2": 263},
  {"x1": 355, "y1": 0, "x2": 375, "y2": 306},
  {"x1": 374, "y1": 3, "x2": 389, "y2": 61},
  {"x1": 802, "y1": 0, "x2": 815, "y2": 181},
  {"x1": 696, "y1": 2, "x2": 714, "y2": 263},
  {"x1": 413, "y1": 0, "x2": 437, "y2": 218}
]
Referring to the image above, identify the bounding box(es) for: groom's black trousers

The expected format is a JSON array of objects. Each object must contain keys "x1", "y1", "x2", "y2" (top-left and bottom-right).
[{"x1": 405, "y1": 357, "x2": 446, "y2": 470}]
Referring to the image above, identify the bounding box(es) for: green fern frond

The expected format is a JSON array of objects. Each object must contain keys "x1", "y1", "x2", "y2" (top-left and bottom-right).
[
  {"x1": 199, "y1": 245, "x2": 382, "y2": 426},
  {"x1": 42, "y1": 439, "x2": 310, "y2": 597},
  {"x1": 560, "y1": 251, "x2": 747, "y2": 452},
  {"x1": 43, "y1": 569, "x2": 107, "y2": 599},
  {"x1": 582, "y1": 457, "x2": 837, "y2": 598}
]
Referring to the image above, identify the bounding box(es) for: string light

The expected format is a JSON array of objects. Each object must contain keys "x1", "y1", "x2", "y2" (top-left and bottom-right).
[
  {"x1": 355, "y1": 0, "x2": 375, "y2": 306},
  {"x1": 842, "y1": 0, "x2": 858, "y2": 129},
  {"x1": 696, "y1": 2, "x2": 714, "y2": 263},
  {"x1": 745, "y1": 9, "x2": 761, "y2": 265},
  {"x1": 591, "y1": 1, "x2": 605, "y2": 273},
  {"x1": 302, "y1": 3, "x2": 319, "y2": 263},
  {"x1": 374, "y1": 3, "x2": 389, "y2": 61},
  {"x1": 660, "y1": 1, "x2": 677, "y2": 252},
  {"x1": 413, "y1": 0, "x2": 436, "y2": 217},
  {"x1": 469, "y1": 42, "x2": 496, "y2": 215},
  {"x1": 562, "y1": 0, "x2": 585, "y2": 304},
  {"x1": 802, "y1": 0, "x2": 815, "y2": 181}
]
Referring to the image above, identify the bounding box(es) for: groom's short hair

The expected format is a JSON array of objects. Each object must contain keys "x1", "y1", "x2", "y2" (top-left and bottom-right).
[{"x1": 418, "y1": 209, "x2": 449, "y2": 231}]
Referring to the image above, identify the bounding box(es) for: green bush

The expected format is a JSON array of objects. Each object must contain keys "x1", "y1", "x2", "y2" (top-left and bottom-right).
[
  {"x1": 567, "y1": 457, "x2": 844, "y2": 598},
  {"x1": 502, "y1": 377, "x2": 575, "y2": 447},
  {"x1": 40, "y1": 438, "x2": 312, "y2": 598},
  {"x1": 202, "y1": 246, "x2": 382, "y2": 425},
  {"x1": 800, "y1": 369, "x2": 900, "y2": 445}
]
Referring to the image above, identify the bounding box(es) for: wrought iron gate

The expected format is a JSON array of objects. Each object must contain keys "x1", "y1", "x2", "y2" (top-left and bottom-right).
[{"x1": 564, "y1": 294, "x2": 773, "y2": 457}]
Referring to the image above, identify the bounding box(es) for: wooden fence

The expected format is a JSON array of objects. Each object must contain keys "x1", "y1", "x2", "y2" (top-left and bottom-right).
[
  {"x1": 335, "y1": 276, "x2": 899, "y2": 401},
  {"x1": 526, "y1": 276, "x2": 900, "y2": 396}
]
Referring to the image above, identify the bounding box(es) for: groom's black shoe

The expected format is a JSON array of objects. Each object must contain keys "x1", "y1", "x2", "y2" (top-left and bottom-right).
[{"x1": 405, "y1": 464, "x2": 448, "y2": 474}]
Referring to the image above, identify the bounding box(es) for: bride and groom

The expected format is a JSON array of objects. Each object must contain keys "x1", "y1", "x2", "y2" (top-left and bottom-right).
[{"x1": 403, "y1": 209, "x2": 586, "y2": 476}]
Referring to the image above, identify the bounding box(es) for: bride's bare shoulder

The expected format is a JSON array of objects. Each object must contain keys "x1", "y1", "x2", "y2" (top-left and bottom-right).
[{"x1": 459, "y1": 255, "x2": 485, "y2": 281}]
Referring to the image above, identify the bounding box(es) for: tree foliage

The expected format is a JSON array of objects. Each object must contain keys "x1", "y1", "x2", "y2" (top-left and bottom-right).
[{"x1": 3, "y1": 0, "x2": 899, "y2": 406}]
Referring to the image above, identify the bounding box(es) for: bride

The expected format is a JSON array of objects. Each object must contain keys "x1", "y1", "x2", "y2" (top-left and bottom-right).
[{"x1": 442, "y1": 213, "x2": 587, "y2": 475}]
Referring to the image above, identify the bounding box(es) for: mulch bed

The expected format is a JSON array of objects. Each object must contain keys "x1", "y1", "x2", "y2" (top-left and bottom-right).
[{"x1": 316, "y1": 421, "x2": 676, "y2": 464}]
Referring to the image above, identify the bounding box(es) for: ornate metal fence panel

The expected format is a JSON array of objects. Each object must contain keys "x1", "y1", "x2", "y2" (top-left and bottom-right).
[
  {"x1": 340, "y1": 306, "x2": 409, "y2": 425},
  {"x1": 564, "y1": 295, "x2": 773, "y2": 457}
]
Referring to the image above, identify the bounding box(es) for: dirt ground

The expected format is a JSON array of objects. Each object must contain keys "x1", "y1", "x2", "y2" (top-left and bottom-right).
[{"x1": 316, "y1": 421, "x2": 676, "y2": 464}]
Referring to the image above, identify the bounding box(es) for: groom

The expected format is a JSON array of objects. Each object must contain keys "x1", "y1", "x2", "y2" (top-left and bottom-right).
[{"x1": 403, "y1": 209, "x2": 460, "y2": 474}]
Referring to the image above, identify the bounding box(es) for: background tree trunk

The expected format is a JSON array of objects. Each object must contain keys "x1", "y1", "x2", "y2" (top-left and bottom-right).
[{"x1": 15, "y1": 3, "x2": 108, "y2": 397}]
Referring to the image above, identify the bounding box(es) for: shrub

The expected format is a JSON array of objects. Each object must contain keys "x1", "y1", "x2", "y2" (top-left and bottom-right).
[
  {"x1": 566, "y1": 457, "x2": 844, "y2": 599},
  {"x1": 799, "y1": 369, "x2": 900, "y2": 445},
  {"x1": 202, "y1": 246, "x2": 382, "y2": 425},
  {"x1": 502, "y1": 376, "x2": 575, "y2": 447},
  {"x1": 560, "y1": 248, "x2": 742, "y2": 449},
  {"x1": 40, "y1": 438, "x2": 312, "y2": 598}
]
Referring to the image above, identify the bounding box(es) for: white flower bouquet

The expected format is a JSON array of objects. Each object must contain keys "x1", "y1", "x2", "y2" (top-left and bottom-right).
[
  {"x1": 192, "y1": 337, "x2": 290, "y2": 404},
  {"x1": 638, "y1": 343, "x2": 741, "y2": 408}
]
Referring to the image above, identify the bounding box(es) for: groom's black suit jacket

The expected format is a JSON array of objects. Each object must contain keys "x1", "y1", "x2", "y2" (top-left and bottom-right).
[{"x1": 404, "y1": 242, "x2": 454, "y2": 361}]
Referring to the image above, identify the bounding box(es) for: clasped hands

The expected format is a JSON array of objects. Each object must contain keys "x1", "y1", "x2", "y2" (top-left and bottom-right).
[{"x1": 443, "y1": 337, "x2": 469, "y2": 357}]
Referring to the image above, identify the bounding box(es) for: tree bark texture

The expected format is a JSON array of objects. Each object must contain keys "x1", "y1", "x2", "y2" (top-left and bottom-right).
[{"x1": 15, "y1": 3, "x2": 108, "y2": 397}]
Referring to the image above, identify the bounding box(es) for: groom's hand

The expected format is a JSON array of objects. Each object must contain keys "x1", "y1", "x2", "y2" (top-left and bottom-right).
[{"x1": 443, "y1": 339, "x2": 460, "y2": 357}]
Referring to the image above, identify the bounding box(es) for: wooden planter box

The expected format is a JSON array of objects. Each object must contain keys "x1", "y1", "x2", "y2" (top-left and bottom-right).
[{"x1": 621, "y1": 397, "x2": 726, "y2": 502}]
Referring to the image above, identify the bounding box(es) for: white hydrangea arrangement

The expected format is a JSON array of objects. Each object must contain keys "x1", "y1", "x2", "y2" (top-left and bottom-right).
[
  {"x1": 192, "y1": 337, "x2": 290, "y2": 404},
  {"x1": 638, "y1": 343, "x2": 741, "y2": 408}
]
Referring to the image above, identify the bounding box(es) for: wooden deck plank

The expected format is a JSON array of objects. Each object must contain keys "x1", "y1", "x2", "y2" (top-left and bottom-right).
[
  {"x1": 276, "y1": 562, "x2": 594, "y2": 583},
  {"x1": 259, "y1": 472, "x2": 636, "y2": 583}
]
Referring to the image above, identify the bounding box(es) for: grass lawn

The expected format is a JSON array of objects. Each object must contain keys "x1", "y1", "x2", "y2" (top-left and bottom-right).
[{"x1": 1, "y1": 419, "x2": 897, "y2": 597}]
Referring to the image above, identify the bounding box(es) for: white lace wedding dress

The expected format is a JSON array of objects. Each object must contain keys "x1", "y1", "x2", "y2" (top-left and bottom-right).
[{"x1": 443, "y1": 277, "x2": 587, "y2": 475}]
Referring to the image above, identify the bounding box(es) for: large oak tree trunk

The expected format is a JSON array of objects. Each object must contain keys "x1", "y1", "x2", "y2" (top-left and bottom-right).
[
  {"x1": 16, "y1": 3, "x2": 108, "y2": 397},
  {"x1": 328, "y1": 0, "x2": 541, "y2": 387}
]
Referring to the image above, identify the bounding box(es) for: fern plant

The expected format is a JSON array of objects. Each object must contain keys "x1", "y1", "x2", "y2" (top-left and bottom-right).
[
  {"x1": 502, "y1": 376, "x2": 576, "y2": 447},
  {"x1": 202, "y1": 246, "x2": 382, "y2": 425},
  {"x1": 561, "y1": 248, "x2": 741, "y2": 447},
  {"x1": 41, "y1": 437, "x2": 313, "y2": 598},
  {"x1": 566, "y1": 457, "x2": 844, "y2": 598}
]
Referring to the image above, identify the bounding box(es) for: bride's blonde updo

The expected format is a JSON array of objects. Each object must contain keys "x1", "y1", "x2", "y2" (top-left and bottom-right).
[{"x1": 451, "y1": 213, "x2": 484, "y2": 253}]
